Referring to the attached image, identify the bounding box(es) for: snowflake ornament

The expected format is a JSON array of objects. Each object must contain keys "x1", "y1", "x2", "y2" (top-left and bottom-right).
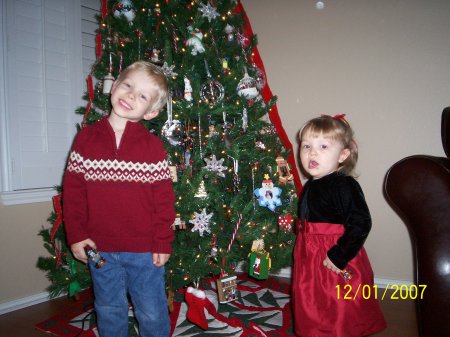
[
  {"x1": 190, "y1": 208, "x2": 213, "y2": 236},
  {"x1": 204, "y1": 155, "x2": 228, "y2": 177},
  {"x1": 198, "y1": 2, "x2": 219, "y2": 22},
  {"x1": 161, "y1": 62, "x2": 178, "y2": 78}
]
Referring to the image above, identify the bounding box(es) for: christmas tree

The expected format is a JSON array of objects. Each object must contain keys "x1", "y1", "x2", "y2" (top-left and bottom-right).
[{"x1": 37, "y1": 0, "x2": 301, "y2": 298}]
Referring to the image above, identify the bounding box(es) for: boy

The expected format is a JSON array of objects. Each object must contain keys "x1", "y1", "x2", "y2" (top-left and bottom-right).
[{"x1": 63, "y1": 61, "x2": 176, "y2": 337}]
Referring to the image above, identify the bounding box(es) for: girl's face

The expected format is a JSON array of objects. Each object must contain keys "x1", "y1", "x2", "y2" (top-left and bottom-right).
[{"x1": 300, "y1": 131, "x2": 350, "y2": 179}]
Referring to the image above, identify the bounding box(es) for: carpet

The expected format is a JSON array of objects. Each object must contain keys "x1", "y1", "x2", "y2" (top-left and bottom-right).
[{"x1": 35, "y1": 274, "x2": 295, "y2": 337}]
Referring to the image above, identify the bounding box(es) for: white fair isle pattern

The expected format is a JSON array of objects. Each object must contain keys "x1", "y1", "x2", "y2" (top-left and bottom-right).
[{"x1": 67, "y1": 151, "x2": 171, "y2": 183}]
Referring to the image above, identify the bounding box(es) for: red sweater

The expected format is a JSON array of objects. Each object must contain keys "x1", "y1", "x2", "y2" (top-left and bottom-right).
[{"x1": 63, "y1": 117, "x2": 175, "y2": 254}]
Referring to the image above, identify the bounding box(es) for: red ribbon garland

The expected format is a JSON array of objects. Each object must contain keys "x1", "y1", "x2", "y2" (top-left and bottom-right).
[
  {"x1": 235, "y1": 3, "x2": 302, "y2": 194},
  {"x1": 50, "y1": 193, "x2": 63, "y2": 268},
  {"x1": 101, "y1": 0, "x2": 108, "y2": 20}
]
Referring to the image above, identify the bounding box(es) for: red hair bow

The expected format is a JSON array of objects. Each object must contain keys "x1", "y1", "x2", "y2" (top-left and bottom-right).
[{"x1": 321, "y1": 114, "x2": 346, "y2": 120}]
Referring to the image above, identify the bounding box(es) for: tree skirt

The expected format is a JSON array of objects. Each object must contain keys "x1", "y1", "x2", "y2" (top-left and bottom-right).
[{"x1": 35, "y1": 274, "x2": 294, "y2": 337}]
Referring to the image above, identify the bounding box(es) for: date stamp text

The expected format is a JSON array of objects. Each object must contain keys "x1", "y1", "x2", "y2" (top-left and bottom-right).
[{"x1": 336, "y1": 284, "x2": 427, "y2": 300}]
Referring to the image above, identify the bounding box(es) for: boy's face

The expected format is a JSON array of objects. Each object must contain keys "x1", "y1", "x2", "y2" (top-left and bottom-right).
[{"x1": 110, "y1": 70, "x2": 159, "y2": 122}]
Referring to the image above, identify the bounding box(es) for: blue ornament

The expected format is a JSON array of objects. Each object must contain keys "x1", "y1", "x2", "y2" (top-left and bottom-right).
[{"x1": 254, "y1": 175, "x2": 282, "y2": 212}]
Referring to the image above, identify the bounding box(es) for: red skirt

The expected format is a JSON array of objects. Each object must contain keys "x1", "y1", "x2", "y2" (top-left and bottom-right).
[{"x1": 292, "y1": 222, "x2": 386, "y2": 337}]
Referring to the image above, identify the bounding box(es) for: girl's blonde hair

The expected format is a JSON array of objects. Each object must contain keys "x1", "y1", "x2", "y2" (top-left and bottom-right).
[
  {"x1": 115, "y1": 61, "x2": 168, "y2": 112},
  {"x1": 299, "y1": 115, "x2": 358, "y2": 175}
]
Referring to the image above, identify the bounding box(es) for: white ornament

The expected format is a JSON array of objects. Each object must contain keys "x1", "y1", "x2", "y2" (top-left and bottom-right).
[
  {"x1": 161, "y1": 62, "x2": 177, "y2": 78},
  {"x1": 184, "y1": 77, "x2": 193, "y2": 102},
  {"x1": 204, "y1": 155, "x2": 228, "y2": 177},
  {"x1": 198, "y1": 2, "x2": 220, "y2": 22},
  {"x1": 237, "y1": 72, "x2": 259, "y2": 99},
  {"x1": 103, "y1": 73, "x2": 115, "y2": 94},
  {"x1": 316, "y1": 1, "x2": 325, "y2": 10},
  {"x1": 190, "y1": 208, "x2": 213, "y2": 236},
  {"x1": 186, "y1": 29, "x2": 205, "y2": 55},
  {"x1": 162, "y1": 119, "x2": 182, "y2": 146},
  {"x1": 113, "y1": 0, "x2": 136, "y2": 23}
]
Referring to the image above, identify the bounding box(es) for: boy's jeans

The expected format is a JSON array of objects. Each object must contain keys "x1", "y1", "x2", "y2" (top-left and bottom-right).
[{"x1": 89, "y1": 252, "x2": 170, "y2": 337}]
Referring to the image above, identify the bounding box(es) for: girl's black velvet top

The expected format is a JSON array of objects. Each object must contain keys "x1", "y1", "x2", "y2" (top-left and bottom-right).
[{"x1": 298, "y1": 171, "x2": 372, "y2": 269}]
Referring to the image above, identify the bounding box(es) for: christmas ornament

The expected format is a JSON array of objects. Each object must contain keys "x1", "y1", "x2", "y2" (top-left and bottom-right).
[
  {"x1": 254, "y1": 174, "x2": 282, "y2": 211},
  {"x1": 242, "y1": 108, "x2": 248, "y2": 132},
  {"x1": 200, "y1": 79, "x2": 225, "y2": 106},
  {"x1": 184, "y1": 76, "x2": 193, "y2": 102},
  {"x1": 255, "y1": 140, "x2": 266, "y2": 150},
  {"x1": 276, "y1": 155, "x2": 294, "y2": 185},
  {"x1": 204, "y1": 154, "x2": 228, "y2": 177},
  {"x1": 190, "y1": 208, "x2": 213, "y2": 236},
  {"x1": 103, "y1": 53, "x2": 115, "y2": 95},
  {"x1": 228, "y1": 155, "x2": 240, "y2": 193},
  {"x1": 162, "y1": 92, "x2": 183, "y2": 146},
  {"x1": 171, "y1": 214, "x2": 186, "y2": 230},
  {"x1": 186, "y1": 28, "x2": 205, "y2": 55},
  {"x1": 251, "y1": 238, "x2": 265, "y2": 252},
  {"x1": 278, "y1": 214, "x2": 294, "y2": 232},
  {"x1": 253, "y1": 66, "x2": 266, "y2": 90},
  {"x1": 169, "y1": 165, "x2": 178, "y2": 182},
  {"x1": 224, "y1": 24, "x2": 235, "y2": 44},
  {"x1": 198, "y1": 2, "x2": 220, "y2": 22},
  {"x1": 216, "y1": 274, "x2": 238, "y2": 303},
  {"x1": 207, "y1": 124, "x2": 219, "y2": 137},
  {"x1": 194, "y1": 180, "x2": 208, "y2": 198},
  {"x1": 237, "y1": 71, "x2": 259, "y2": 99},
  {"x1": 249, "y1": 251, "x2": 271, "y2": 280},
  {"x1": 113, "y1": 0, "x2": 136, "y2": 23},
  {"x1": 161, "y1": 62, "x2": 177, "y2": 78},
  {"x1": 103, "y1": 73, "x2": 115, "y2": 94},
  {"x1": 200, "y1": 60, "x2": 225, "y2": 107},
  {"x1": 185, "y1": 287, "x2": 208, "y2": 330},
  {"x1": 149, "y1": 47, "x2": 163, "y2": 65}
]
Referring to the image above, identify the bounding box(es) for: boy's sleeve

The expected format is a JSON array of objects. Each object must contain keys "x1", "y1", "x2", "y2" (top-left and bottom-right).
[
  {"x1": 327, "y1": 177, "x2": 372, "y2": 270},
  {"x1": 150, "y1": 141, "x2": 176, "y2": 254},
  {"x1": 62, "y1": 137, "x2": 90, "y2": 246}
]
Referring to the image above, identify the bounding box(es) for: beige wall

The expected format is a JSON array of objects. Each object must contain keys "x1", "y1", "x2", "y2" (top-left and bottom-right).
[
  {"x1": 0, "y1": 202, "x2": 52, "y2": 303},
  {"x1": 1, "y1": 0, "x2": 450, "y2": 306},
  {"x1": 242, "y1": 0, "x2": 450, "y2": 282}
]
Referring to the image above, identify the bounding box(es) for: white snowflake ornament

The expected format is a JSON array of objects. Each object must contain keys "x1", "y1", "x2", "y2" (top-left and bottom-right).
[
  {"x1": 190, "y1": 208, "x2": 213, "y2": 236},
  {"x1": 198, "y1": 2, "x2": 219, "y2": 22},
  {"x1": 204, "y1": 155, "x2": 228, "y2": 177},
  {"x1": 161, "y1": 62, "x2": 178, "y2": 78}
]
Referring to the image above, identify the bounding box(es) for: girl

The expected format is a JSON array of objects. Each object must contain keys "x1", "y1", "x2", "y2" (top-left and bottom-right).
[{"x1": 292, "y1": 114, "x2": 386, "y2": 337}]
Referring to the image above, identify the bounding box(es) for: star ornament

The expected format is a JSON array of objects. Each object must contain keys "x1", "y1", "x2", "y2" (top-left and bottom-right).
[
  {"x1": 204, "y1": 155, "x2": 228, "y2": 177},
  {"x1": 189, "y1": 208, "x2": 213, "y2": 236},
  {"x1": 161, "y1": 62, "x2": 178, "y2": 78},
  {"x1": 198, "y1": 2, "x2": 219, "y2": 22}
]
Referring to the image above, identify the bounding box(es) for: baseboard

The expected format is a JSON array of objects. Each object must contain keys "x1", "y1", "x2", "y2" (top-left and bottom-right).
[
  {"x1": 270, "y1": 267, "x2": 414, "y2": 288},
  {"x1": 0, "y1": 291, "x2": 65, "y2": 315},
  {"x1": 0, "y1": 270, "x2": 413, "y2": 315}
]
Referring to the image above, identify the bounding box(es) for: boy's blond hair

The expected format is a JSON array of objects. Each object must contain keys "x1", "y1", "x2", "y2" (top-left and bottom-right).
[{"x1": 115, "y1": 61, "x2": 168, "y2": 112}]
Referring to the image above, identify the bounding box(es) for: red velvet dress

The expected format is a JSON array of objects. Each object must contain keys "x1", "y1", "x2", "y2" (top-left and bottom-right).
[{"x1": 292, "y1": 172, "x2": 386, "y2": 337}]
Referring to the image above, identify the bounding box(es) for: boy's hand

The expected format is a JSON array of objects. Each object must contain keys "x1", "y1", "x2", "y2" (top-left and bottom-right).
[
  {"x1": 323, "y1": 256, "x2": 342, "y2": 274},
  {"x1": 71, "y1": 239, "x2": 97, "y2": 264},
  {"x1": 153, "y1": 253, "x2": 171, "y2": 267}
]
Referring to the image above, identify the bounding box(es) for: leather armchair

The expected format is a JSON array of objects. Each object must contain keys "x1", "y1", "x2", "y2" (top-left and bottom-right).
[{"x1": 384, "y1": 107, "x2": 450, "y2": 337}]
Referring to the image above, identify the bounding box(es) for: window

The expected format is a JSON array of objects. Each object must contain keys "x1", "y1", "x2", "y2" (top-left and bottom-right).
[{"x1": 0, "y1": 0, "x2": 99, "y2": 205}]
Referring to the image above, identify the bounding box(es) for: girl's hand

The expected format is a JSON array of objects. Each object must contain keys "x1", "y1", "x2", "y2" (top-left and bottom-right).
[{"x1": 323, "y1": 256, "x2": 342, "y2": 274}]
